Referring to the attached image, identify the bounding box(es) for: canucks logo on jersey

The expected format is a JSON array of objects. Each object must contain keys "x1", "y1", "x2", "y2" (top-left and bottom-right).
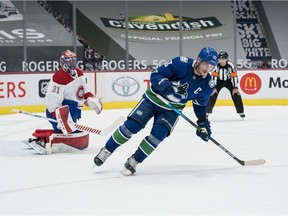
[{"x1": 171, "y1": 81, "x2": 189, "y2": 99}]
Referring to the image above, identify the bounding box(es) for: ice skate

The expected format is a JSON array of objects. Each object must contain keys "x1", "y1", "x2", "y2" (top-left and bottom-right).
[
  {"x1": 26, "y1": 138, "x2": 51, "y2": 155},
  {"x1": 121, "y1": 156, "x2": 139, "y2": 176},
  {"x1": 23, "y1": 138, "x2": 39, "y2": 148},
  {"x1": 239, "y1": 113, "x2": 246, "y2": 119},
  {"x1": 94, "y1": 147, "x2": 112, "y2": 166}
]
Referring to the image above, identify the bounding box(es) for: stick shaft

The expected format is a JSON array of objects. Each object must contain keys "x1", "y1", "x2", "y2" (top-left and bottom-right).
[
  {"x1": 12, "y1": 109, "x2": 57, "y2": 122},
  {"x1": 12, "y1": 108, "x2": 123, "y2": 136},
  {"x1": 155, "y1": 94, "x2": 264, "y2": 166}
]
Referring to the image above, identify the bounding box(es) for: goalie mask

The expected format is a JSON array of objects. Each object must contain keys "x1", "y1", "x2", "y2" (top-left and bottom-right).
[{"x1": 60, "y1": 50, "x2": 77, "y2": 76}]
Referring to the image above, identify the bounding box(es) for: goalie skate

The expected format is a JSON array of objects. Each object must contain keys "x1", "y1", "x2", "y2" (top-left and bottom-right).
[
  {"x1": 23, "y1": 138, "x2": 37, "y2": 148},
  {"x1": 24, "y1": 139, "x2": 51, "y2": 155},
  {"x1": 121, "y1": 156, "x2": 139, "y2": 176}
]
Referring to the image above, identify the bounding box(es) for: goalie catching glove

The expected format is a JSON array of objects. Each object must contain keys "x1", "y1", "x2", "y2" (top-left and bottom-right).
[
  {"x1": 196, "y1": 119, "x2": 211, "y2": 142},
  {"x1": 84, "y1": 96, "x2": 103, "y2": 114}
]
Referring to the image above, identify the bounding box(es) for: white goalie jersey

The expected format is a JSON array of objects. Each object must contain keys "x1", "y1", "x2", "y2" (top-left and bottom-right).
[{"x1": 45, "y1": 67, "x2": 94, "y2": 114}]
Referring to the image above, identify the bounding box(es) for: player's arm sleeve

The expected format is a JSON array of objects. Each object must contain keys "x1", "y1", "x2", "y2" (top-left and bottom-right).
[
  {"x1": 228, "y1": 61, "x2": 239, "y2": 88},
  {"x1": 80, "y1": 76, "x2": 94, "y2": 99},
  {"x1": 76, "y1": 69, "x2": 95, "y2": 100},
  {"x1": 150, "y1": 58, "x2": 177, "y2": 92},
  {"x1": 192, "y1": 87, "x2": 214, "y2": 120},
  {"x1": 193, "y1": 103, "x2": 207, "y2": 121},
  {"x1": 45, "y1": 79, "x2": 65, "y2": 114}
]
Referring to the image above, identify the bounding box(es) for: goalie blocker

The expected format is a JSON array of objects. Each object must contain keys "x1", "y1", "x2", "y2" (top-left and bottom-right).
[{"x1": 27, "y1": 129, "x2": 89, "y2": 154}]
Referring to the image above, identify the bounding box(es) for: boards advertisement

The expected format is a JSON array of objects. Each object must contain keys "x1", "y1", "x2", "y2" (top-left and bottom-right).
[{"x1": 1, "y1": 69, "x2": 288, "y2": 114}]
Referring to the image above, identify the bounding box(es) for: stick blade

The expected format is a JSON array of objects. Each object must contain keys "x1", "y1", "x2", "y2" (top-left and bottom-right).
[{"x1": 244, "y1": 159, "x2": 266, "y2": 166}]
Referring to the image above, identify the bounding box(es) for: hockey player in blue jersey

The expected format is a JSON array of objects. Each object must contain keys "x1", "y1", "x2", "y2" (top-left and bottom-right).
[{"x1": 94, "y1": 47, "x2": 218, "y2": 175}]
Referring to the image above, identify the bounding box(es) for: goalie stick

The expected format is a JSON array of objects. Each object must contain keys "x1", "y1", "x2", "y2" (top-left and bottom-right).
[
  {"x1": 12, "y1": 108, "x2": 125, "y2": 136},
  {"x1": 156, "y1": 94, "x2": 265, "y2": 166}
]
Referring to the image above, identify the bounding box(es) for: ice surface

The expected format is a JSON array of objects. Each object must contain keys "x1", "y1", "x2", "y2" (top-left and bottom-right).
[{"x1": 0, "y1": 106, "x2": 288, "y2": 215}]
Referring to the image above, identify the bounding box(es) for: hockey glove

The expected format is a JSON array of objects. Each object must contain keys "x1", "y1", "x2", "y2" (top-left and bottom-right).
[
  {"x1": 157, "y1": 78, "x2": 174, "y2": 96},
  {"x1": 85, "y1": 96, "x2": 103, "y2": 114},
  {"x1": 196, "y1": 119, "x2": 211, "y2": 142}
]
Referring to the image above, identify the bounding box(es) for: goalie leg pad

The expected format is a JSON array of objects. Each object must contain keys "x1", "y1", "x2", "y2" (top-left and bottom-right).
[
  {"x1": 52, "y1": 132, "x2": 89, "y2": 150},
  {"x1": 30, "y1": 130, "x2": 89, "y2": 154},
  {"x1": 55, "y1": 105, "x2": 76, "y2": 134}
]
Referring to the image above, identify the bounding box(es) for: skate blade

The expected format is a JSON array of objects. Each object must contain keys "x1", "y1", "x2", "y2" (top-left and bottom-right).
[
  {"x1": 120, "y1": 168, "x2": 133, "y2": 176},
  {"x1": 27, "y1": 141, "x2": 47, "y2": 155},
  {"x1": 22, "y1": 139, "x2": 33, "y2": 149}
]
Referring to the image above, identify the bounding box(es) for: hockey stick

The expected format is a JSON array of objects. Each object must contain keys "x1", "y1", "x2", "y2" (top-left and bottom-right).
[
  {"x1": 12, "y1": 108, "x2": 124, "y2": 136},
  {"x1": 155, "y1": 94, "x2": 265, "y2": 166}
]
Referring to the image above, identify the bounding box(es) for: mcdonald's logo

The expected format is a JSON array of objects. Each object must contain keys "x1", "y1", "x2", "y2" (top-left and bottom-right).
[
  {"x1": 245, "y1": 77, "x2": 257, "y2": 89},
  {"x1": 240, "y1": 73, "x2": 262, "y2": 95}
]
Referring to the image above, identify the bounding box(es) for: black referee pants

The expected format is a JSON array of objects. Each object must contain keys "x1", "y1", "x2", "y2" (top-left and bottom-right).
[{"x1": 206, "y1": 80, "x2": 244, "y2": 114}]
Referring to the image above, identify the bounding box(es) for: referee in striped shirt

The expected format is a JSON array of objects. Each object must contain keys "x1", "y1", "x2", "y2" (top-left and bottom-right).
[{"x1": 206, "y1": 51, "x2": 245, "y2": 119}]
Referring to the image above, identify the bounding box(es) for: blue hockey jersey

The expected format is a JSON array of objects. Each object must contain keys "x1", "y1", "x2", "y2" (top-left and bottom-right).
[{"x1": 143, "y1": 56, "x2": 215, "y2": 119}]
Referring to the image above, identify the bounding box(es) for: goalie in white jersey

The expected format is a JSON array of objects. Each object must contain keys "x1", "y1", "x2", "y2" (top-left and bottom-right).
[{"x1": 28, "y1": 50, "x2": 103, "y2": 154}]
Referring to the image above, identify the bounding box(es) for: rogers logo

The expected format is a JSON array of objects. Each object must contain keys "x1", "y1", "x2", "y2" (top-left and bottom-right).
[{"x1": 240, "y1": 73, "x2": 262, "y2": 95}]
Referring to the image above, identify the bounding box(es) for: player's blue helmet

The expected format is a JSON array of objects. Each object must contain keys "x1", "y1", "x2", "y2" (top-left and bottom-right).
[{"x1": 198, "y1": 47, "x2": 218, "y2": 66}]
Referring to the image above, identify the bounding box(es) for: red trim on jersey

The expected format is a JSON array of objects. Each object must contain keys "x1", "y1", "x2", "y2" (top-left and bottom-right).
[
  {"x1": 52, "y1": 68, "x2": 84, "y2": 85},
  {"x1": 84, "y1": 92, "x2": 94, "y2": 99}
]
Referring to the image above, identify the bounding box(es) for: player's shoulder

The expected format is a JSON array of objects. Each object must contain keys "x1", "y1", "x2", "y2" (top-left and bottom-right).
[
  {"x1": 172, "y1": 56, "x2": 194, "y2": 65},
  {"x1": 75, "y1": 67, "x2": 84, "y2": 76},
  {"x1": 52, "y1": 68, "x2": 84, "y2": 85},
  {"x1": 227, "y1": 59, "x2": 236, "y2": 68},
  {"x1": 52, "y1": 69, "x2": 74, "y2": 85}
]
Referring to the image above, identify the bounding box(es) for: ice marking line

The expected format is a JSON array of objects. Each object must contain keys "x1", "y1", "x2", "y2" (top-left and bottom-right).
[{"x1": 0, "y1": 176, "x2": 123, "y2": 195}]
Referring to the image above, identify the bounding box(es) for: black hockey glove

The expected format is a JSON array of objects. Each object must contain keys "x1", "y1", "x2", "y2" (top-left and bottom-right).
[
  {"x1": 196, "y1": 119, "x2": 211, "y2": 142},
  {"x1": 157, "y1": 78, "x2": 174, "y2": 96}
]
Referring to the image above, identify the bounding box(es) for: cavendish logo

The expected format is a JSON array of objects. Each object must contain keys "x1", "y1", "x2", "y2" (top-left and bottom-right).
[
  {"x1": 112, "y1": 77, "x2": 140, "y2": 97},
  {"x1": 38, "y1": 79, "x2": 50, "y2": 98},
  {"x1": 240, "y1": 73, "x2": 262, "y2": 95},
  {"x1": 101, "y1": 13, "x2": 221, "y2": 31}
]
